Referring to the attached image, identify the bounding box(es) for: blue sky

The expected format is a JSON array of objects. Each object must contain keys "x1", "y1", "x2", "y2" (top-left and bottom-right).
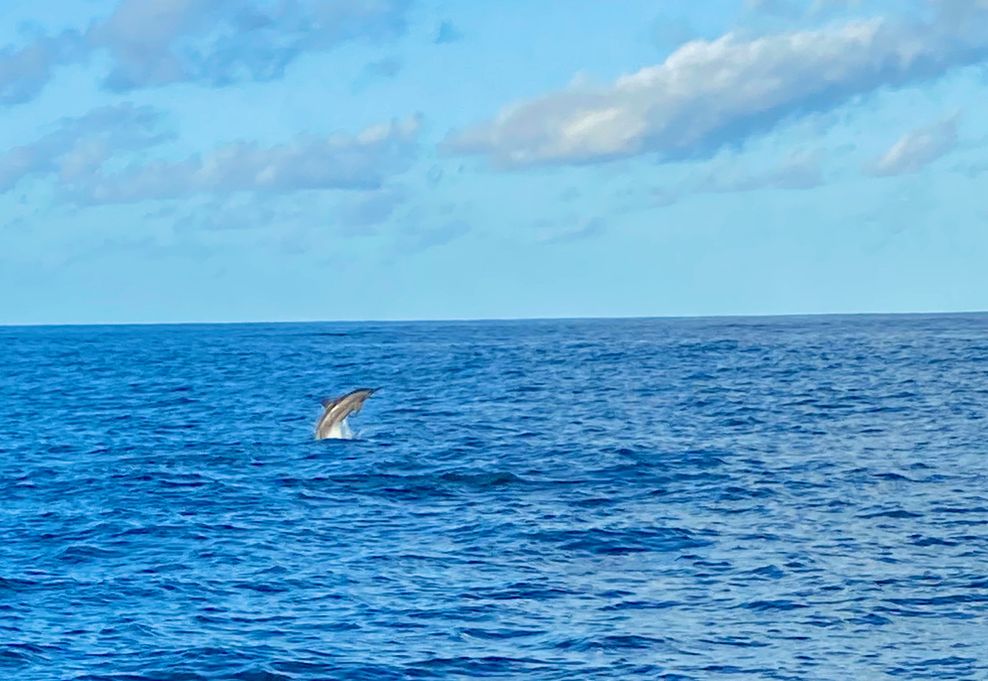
[{"x1": 1, "y1": 0, "x2": 987, "y2": 324}]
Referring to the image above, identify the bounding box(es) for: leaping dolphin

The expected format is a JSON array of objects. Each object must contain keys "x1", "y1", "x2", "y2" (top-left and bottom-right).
[{"x1": 315, "y1": 388, "x2": 378, "y2": 440}]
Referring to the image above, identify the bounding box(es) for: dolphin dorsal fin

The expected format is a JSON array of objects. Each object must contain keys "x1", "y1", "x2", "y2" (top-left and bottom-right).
[{"x1": 321, "y1": 396, "x2": 342, "y2": 409}]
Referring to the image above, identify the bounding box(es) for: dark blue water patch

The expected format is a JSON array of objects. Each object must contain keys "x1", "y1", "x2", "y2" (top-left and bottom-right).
[
  {"x1": 459, "y1": 581, "x2": 576, "y2": 601},
  {"x1": 852, "y1": 612, "x2": 894, "y2": 626},
  {"x1": 698, "y1": 635, "x2": 770, "y2": 648},
  {"x1": 874, "y1": 472, "x2": 915, "y2": 482},
  {"x1": 858, "y1": 509, "x2": 925, "y2": 519},
  {"x1": 406, "y1": 654, "x2": 556, "y2": 677},
  {"x1": 746, "y1": 564, "x2": 786, "y2": 579},
  {"x1": 909, "y1": 534, "x2": 958, "y2": 547},
  {"x1": 553, "y1": 634, "x2": 669, "y2": 652},
  {"x1": 438, "y1": 470, "x2": 528, "y2": 487},
  {"x1": 740, "y1": 599, "x2": 810, "y2": 612},
  {"x1": 1, "y1": 315, "x2": 987, "y2": 679},
  {"x1": 887, "y1": 656, "x2": 981, "y2": 678},
  {"x1": 528, "y1": 527, "x2": 712, "y2": 555},
  {"x1": 460, "y1": 627, "x2": 543, "y2": 640},
  {"x1": 600, "y1": 599, "x2": 683, "y2": 611}
]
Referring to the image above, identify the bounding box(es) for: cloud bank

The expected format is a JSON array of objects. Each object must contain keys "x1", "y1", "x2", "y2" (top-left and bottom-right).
[
  {"x1": 90, "y1": 0, "x2": 411, "y2": 91},
  {"x1": 445, "y1": 9, "x2": 988, "y2": 168},
  {"x1": 0, "y1": 0, "x2": 411, "y2": 105},
  {"x1": 0, "y1": 107, "x2": 421, "y2": 203},
  {"x1": 0, "y1": 104, "x2": 168, "y2": 191},
  {"x1": 80, "y1": 116, "x2": 422, "y2": 203}
]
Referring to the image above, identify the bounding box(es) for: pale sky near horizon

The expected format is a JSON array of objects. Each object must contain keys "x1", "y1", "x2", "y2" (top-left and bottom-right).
[{"x1": 1, "y1": 0, "x2": 987, "y2": 325}]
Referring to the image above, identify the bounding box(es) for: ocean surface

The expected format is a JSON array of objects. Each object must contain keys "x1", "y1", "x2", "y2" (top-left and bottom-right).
[{"x1": 1, "y1": 314, "x2": 986, "y2": 680}]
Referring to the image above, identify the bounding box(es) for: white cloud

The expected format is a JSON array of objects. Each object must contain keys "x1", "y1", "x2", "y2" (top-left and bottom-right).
[
  {"x1": 0, "y1": 0, "x2": 412, "y2": 104},
  {"x1": 76, "y1": 116, "x2": 421, "y2": 203},
  {"x1": 444, "y1": 10, "x2": 988, "y2": 168},
  {"x1": 0, "y1": 108, "x2": 421, "y2": 203},
  {"x1": 870, "y1": 116, "x2": 958, "y2": 176},
  {"x1": 89, "y1": 0, "x2": 412, "y2": 91},
  {"x1": 0, "y1": 104, "x2": 167, "y2": 191}
]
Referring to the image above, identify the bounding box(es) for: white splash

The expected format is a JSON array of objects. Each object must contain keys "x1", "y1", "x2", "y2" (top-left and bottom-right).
[{"x1": 324, "y1": 417, "x2": 354, "y2": 440}]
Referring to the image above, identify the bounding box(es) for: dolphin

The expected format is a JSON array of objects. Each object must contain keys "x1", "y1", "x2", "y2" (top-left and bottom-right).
[{"x1": 315, "y1": 388, "x2": 378, "y2": 440}]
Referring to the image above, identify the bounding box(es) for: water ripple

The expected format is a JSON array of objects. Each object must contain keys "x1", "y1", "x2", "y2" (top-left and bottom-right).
[{"x1": 0, "y1": 315, "x2": 986, "y2": 679}]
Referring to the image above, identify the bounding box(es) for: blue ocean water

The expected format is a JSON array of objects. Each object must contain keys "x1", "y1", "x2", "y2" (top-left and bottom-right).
[{"x1": 1, "y1": 314, "x2": 986, "y2": 680}]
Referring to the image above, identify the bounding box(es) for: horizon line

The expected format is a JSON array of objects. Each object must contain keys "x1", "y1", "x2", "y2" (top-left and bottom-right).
[{"x1": 2, "y1": 308, "x2": 987, "y2": 329}]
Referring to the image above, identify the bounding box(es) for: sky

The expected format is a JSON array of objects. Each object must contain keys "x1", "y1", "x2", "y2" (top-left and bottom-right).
[{"x1": 1, "y1": 0, "x2": 987, "y2": 324}]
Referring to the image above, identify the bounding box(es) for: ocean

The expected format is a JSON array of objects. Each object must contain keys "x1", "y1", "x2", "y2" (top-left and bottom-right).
[{"x1": 1, "y1": 314, "x2": 986, "y2": 680}]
